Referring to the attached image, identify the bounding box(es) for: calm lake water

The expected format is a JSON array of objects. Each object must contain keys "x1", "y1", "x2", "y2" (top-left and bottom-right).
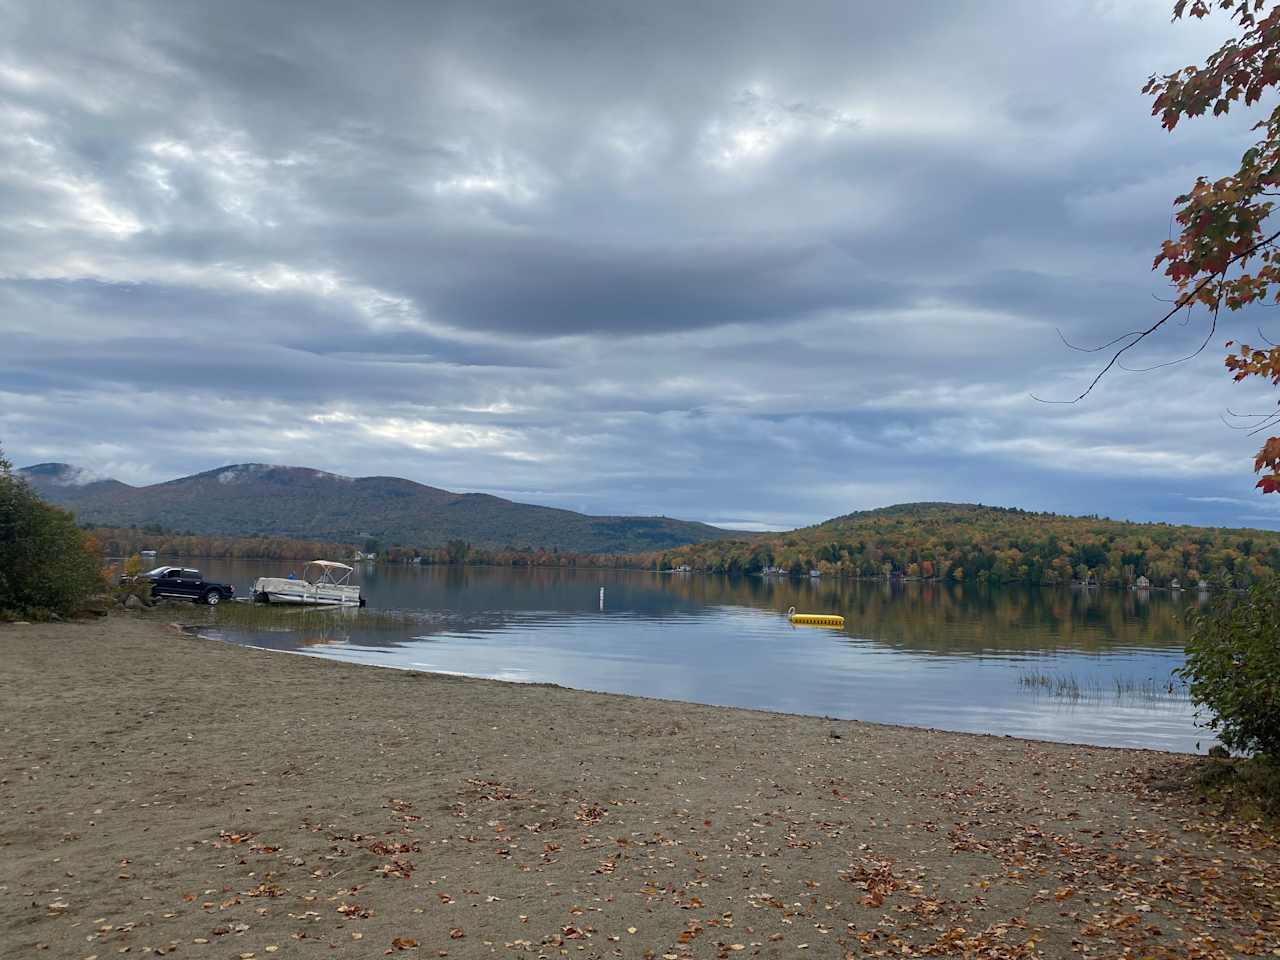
[{"x1": 190, "y1": 561, "x2": 1208, "y2": 753}]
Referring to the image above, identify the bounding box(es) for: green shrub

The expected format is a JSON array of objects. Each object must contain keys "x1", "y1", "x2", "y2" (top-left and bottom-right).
[
  {"x1": 0, "y1": 447, "x2": 105, "y2": 619},
  {"x1": 1178, "y1": 577, "x2": 1280, "y2": 759}
]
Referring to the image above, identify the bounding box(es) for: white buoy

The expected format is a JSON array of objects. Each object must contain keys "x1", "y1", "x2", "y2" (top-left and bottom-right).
[{"x1": 599, "y1": 586, "x2": 605, "y2": 611}]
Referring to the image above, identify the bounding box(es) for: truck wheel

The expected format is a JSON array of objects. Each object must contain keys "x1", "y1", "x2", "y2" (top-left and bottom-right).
[{"x1": 203, "y1": 589, "x2": 221, "y2": 606}]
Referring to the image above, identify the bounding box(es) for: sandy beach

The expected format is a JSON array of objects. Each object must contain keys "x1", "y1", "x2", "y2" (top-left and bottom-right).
[{"x1": 1, "y1": 617, "x2": 1276, "y2": 960}]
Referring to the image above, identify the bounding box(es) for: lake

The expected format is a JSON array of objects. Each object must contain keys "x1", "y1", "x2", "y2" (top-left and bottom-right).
[{"x1": 189, "y1": 560, "x2": 1208, "y2": 753}]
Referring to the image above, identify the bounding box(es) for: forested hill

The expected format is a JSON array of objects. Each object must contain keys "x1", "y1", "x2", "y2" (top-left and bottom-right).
[
  {"x1": 24, "y1": 463, "x2": 1280, "y2": 583},
  {"x1": 18, "y1": 462, "x2": 741, "y2": 554},
  {"x1": 655, "y1": 502, "x2": 1280, "y2": 587}
]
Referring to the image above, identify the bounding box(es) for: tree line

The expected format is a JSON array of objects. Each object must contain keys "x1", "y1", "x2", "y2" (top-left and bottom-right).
[
  {"x1": 89, "y1": 525, "x2": 360, "y2": 563},
  {"x1": 649, "y1": 503, "x2": 1280, "y2": 588},
  {"x1": 82, "y1": 502, "x2": 1280, "y2": 590}
]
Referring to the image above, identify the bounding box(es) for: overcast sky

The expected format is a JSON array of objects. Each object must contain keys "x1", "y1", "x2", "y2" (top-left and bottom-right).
[{"x1": 3, "y1": 0, "x2": 1279, "y2": 531}]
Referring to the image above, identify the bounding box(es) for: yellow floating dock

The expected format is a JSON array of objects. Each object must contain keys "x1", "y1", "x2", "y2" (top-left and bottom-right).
[{"x1": 787, "y1": 606, "x2": 845, "y2": 627}]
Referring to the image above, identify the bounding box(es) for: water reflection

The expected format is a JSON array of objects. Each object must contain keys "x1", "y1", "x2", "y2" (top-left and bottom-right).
[{"x1": 191, "y1": 562, "x2": 1205, "y2": 752}]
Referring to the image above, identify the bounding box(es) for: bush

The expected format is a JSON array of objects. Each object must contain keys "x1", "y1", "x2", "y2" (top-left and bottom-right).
[
  {"x1": 1178, "y1": 577, "x2": 1280, "y2": 759},
  {"x1": 114, "y1": 553, "x2": 155, "y2": 605},
  {"x1": 1192, "y1": 755, "x2": 1280, "y2": 821},
  {"x1": 0, "y1": 448, "x2": 106, "y2": 619}
]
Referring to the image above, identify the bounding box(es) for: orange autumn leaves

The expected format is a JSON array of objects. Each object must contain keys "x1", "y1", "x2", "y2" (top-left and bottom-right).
[
  {"x1": 1226, "y1": 341, "x2": 1280, "y2": 490},
  {"x1": 1145, "y1": 0, "x2": 1280, "y2": 492}
]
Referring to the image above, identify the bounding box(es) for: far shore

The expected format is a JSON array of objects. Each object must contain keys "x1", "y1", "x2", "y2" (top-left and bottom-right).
[
  {"x1": 2, "y1": 616, "x2": 1276, "y2": 959},
  {"x1": 102, "y1": 554, "x2": 1216, "y2": 594}
]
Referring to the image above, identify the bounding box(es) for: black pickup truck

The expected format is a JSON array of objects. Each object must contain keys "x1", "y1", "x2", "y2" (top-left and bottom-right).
[{"x1": 124, "y1": 566, "x2": 235, "y2": 605}]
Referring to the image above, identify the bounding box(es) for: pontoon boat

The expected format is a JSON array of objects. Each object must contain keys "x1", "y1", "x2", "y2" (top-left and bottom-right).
[{"x1": 252, "y1": 560, "x2": 365, "y2": 607}]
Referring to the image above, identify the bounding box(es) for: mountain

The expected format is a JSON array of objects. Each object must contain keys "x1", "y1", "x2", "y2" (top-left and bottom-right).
[
  {"x1": 17, "y1": 462, "x2": 133, "y2": 495},
  {"x1": 18, "y1": 462, "x2": 742, "y2": 554},
  {"x1": 657, "y1": 501, "x2": 1280, "y2": 587}
]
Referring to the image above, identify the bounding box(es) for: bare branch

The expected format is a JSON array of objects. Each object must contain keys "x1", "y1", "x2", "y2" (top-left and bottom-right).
[
  {"x1": 1117, "y1": 298, "x2": 1219, "y2": 372},
  {"x1": 1225, "y1": 406, "x2": 1279, "y2": 420},
  {"x1": 1224, "y1": 407, "x2": 1280, "y2": 434},
  {"x1": 1055, "y1": 328, "x2": 1145, "y2": 353},
  {"x1": 1248, "y1": 415, "x2": 1280, "y2": 436},
  {"x1": 1033, "y1": 226, "x2": 1280, "y2": 404}
]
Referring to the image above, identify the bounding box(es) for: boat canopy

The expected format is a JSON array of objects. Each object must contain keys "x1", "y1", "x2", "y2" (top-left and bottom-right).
[{"x1": 303, "y1": 560, "x2": 355, "y2": 585}]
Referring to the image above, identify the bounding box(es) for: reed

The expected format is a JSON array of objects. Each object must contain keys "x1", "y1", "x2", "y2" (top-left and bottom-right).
[
  {"x1": 188, "y1": 601, "x2": 420, "y2": 632},
  {"x1": 1018, "y1": 669, "x2": 1188, "y2": 703}
]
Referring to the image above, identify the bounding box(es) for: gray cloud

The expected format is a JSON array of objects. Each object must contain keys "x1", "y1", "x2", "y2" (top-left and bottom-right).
[{"x1": 2, "y1": 0, "x2": 1278, "y2": 530}]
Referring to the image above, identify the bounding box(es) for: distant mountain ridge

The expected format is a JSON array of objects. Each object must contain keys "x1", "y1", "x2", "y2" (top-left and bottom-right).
[{"x1": 19, "y1": 462, "x2": 742, "y2": 554}]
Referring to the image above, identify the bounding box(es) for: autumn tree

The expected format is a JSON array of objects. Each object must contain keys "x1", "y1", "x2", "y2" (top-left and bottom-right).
[
  {"x1": 1062, "y1": 2, "x2": 1280, "y2": 491},
  {"x1": 1149, "y1": 1, "x2": 1280, "y2": 490},
  {"x1": 0, "y1": 444, "x2": 105, "y2": 618}
]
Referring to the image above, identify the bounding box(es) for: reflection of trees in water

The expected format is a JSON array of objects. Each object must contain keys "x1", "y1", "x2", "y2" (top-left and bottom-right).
[
  {"x1": 656, "y1": 577, "x2": 1191, "y2": 652},
  {"x1": 387, "y1": 568, "x2": 1193, "y2": 652},
  {"x1": 208, "y1": 561, "x2": 1194, "y2": 654}
]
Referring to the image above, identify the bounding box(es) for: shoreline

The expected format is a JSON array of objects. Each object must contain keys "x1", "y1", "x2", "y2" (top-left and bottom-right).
[
  {"x1": 101, "y1": 557, "x2": 1219, "y2": 593},
  {"x1": 2, "y1": 617, "x2": 1276, "y2": 958}
]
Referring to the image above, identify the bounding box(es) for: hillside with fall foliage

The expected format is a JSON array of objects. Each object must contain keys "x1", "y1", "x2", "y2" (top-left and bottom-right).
[
  {"x1": 651, "y1": 502, "x2": 1280, "y2": 587},
  {"x1": 75, "y1": 499, "x2": 1280, "y2": 589}
]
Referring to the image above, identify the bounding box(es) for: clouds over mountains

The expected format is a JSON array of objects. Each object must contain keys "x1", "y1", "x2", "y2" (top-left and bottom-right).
[{"x1": 2, "y1": 0, "x2": 1277, "y2": 528}]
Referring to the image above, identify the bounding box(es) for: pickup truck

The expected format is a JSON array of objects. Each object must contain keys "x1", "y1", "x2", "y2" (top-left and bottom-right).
[{"x1": 123, "y1": 566, "x2": 236, "y2": 605}]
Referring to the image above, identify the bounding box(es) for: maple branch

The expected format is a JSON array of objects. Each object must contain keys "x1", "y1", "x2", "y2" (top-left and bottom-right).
[{"x1": 1033, "y1": 226, "x2": 1280, "y2": 404}]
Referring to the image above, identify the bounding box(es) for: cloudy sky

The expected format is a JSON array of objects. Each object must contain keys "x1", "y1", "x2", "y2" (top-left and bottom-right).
[{"x1": 3, "y1": 0, "x2": 1279, "y2": 531}]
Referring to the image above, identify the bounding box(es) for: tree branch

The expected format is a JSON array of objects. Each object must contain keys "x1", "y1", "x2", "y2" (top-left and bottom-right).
[
  {"x1": 1117, "y1": 291, "x2": 1220, "y2": 372},
  {"x1": 1033, "y1": 226, "x2": 1280, "y2": 403}
]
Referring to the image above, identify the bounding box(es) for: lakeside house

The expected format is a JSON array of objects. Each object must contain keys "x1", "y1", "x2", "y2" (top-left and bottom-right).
[{"x1": 1135, "y1": 575, "x2": 1151, "y2": 589}]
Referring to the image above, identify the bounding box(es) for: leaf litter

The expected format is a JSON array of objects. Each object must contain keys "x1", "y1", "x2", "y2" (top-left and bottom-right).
[{"x1": 3, "y1": 619, "x2": 1278, "y2": 958}]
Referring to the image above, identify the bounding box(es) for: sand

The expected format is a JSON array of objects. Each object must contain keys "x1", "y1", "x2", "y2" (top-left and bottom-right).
[{"x1": 1, "y1": 617, "x2": 1276, "y2": 960}]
